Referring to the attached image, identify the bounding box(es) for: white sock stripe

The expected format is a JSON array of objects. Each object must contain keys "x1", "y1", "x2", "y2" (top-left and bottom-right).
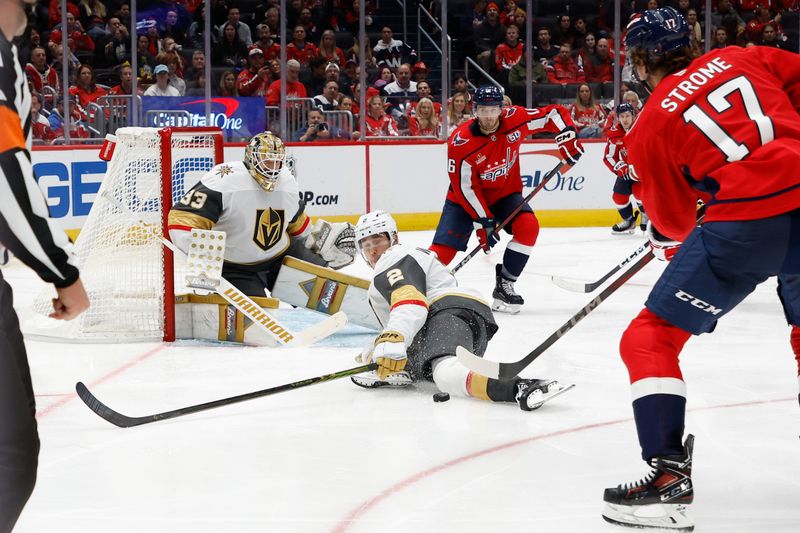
[
  {"x1": 630, "y1": 377, "x2": 686, "y2": 402},
  {"x1": 507, "y1": 240, "x2": 533, "y2": 256}
]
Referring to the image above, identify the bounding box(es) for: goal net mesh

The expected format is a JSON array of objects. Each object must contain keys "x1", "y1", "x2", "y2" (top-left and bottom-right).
[{"x1": 25, "y1": 127, "x2": 221, "y2": 342}]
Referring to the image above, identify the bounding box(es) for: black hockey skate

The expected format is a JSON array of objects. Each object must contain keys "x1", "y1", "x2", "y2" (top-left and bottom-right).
[
  {"x1": 602, "y1": 434, "x2": 695, "y2": 531},
  {"x1": 492, "y1": 264, "x2": 523, "y2": 314},
  {"x1": 611, "y1": 212, "x2": 639, "y2": 235},
  {"x1": 514, "y1": 379, "x2": 574, "y2": 411},
  {"x1": 639, "y1": 210, "x2": 649, "y2": 233}
]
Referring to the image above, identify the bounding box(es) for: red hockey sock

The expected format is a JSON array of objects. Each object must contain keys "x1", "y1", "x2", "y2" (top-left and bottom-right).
[
  {"x1": 791, "y1": 325, "x2": 800, "y2": 376},
  {"x1": 620, "y1": 308, "x2": 692, "y2": 383},
  {"x1": 428, "y1": 243, "x2": 457, "y2": 266}
]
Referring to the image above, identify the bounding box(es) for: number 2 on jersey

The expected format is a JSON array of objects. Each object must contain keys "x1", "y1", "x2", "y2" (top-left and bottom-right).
[{"x1": 682, "y1": 75, "x2": 774, "y2": 163}]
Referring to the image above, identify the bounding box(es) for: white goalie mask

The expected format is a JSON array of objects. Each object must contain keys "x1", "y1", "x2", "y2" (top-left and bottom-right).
[
  {"x1": 244, "y1": 131, "x2": 285, "y2": 191},
  {"x1": 355, "y1": 210, "x2": 398, "y2": 265}
]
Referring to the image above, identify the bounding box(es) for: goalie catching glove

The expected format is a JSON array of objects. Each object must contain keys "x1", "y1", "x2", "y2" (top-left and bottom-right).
[{"x1": 304, "y1": 220, "x2": 357, "y2": 269}]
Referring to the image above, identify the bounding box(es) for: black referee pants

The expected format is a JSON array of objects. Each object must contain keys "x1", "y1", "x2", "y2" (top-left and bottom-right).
[{"x1": 0, "y1": 272, "x2": 39, "y2": 532}]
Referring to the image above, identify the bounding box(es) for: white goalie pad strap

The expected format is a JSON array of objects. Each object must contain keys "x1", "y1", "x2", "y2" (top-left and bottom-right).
[
  {"x1": 185, "y1": 229, "x2": 226, "y2": 293},
  {"x1": 272, "y1": 256, "x2": 381, "y2": 330},
  {"x1": 630, "y1": 377, "x2": 686, "y2": 402},
  {"x1": 304, "y1": 220, "x2": 356, "y2": 269}
]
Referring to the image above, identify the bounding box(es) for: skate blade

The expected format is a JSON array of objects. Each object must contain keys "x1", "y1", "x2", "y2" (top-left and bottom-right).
[
  {"x1": 611, "y1": 229, "x2": 636, "y2": 236},
  {"x1": 492, "y1": 299, "x2": 521, "y2": 314},
  {"x1": 602, "y1": 502, "x2": 694, "y2": 532},
  {"x1": 526, "y1": 383, "x2": 575, "y2": 410}
]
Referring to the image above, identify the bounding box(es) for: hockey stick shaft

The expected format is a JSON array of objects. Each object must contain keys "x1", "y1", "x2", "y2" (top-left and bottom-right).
[
  {"x1": 457, "y1": 249, "x2": 655, "y2": 380},
  {"x1": 76, "y1": 362, "x2": 378, "y2": 428},
  {"x1": 551, "y1": 241, "x2": 651, "y2": 293},
  {"x1": 451, "y1": 160, "x2": 565, "y2": 274}
]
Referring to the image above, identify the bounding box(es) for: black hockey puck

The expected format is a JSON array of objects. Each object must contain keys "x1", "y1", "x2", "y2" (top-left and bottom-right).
[{"x1": 433, "y1": 392, "x2": 450, "y2": 402}]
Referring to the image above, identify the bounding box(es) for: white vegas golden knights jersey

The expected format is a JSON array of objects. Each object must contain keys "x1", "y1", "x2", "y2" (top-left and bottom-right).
[
  {"x1": 167, "y1": 161, "x2": 310, "y2": 265},
  {"x1": 369, "y1": 243, "x2": 487, "y2": 344}
]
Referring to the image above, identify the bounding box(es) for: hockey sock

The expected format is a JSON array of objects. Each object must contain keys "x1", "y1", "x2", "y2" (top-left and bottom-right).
[
  {"x1": 465, "y1": 371, "x2": 517, "y2": 402},
  {"x1": 613, "y1": 194, "x2": 634, "y2": 220},
  {"x1": 621, "y1": 308, "x2": 692, "y2": 460},
  {"x1": 428, "y1": 243, "x2": 457, "y2": 266},
  {"x1": 501, "y1": 212, "x2": 539, "y2": 279},
  {"x1": 792, "y1": 326, "x2": 800, "y2": 397}
]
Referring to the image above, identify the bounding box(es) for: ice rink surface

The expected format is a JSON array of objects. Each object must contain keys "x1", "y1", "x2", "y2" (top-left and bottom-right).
[{"x1": 6, "y1": 227, "x2": 799, "y2": 533}]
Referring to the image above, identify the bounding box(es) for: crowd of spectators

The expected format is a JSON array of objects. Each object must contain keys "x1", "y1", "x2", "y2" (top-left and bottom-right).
[{"x1": 17, "y1": 0, "x2": 800, "y2": 144}]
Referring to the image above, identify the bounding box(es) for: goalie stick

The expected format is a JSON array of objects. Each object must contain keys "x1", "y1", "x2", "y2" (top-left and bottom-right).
[
  {"x1": 451, "y1": 160, "x2": 565, "y2": 274},
  {"x1": 457, "y1": 247, "x2": 656, "y2": 380},
  {"x1": 551, "y1": 241, "x2": 651, "y2": 293},
  {"x1": 76, "y1": 362, "x2": 378, "y2": 428}
]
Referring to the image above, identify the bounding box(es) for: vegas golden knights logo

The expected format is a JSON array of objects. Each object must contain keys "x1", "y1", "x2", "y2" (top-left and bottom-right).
[{"x1": 253, "y1": 208, "x2": 285, "y2": 250}]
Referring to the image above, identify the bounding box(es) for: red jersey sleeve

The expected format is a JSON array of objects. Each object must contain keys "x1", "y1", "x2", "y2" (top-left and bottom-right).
[
  {"x1": 447, "y1": 126, "x2": 493, "y2": 220},
  {"x1": 506, "y1": 104, "x2": 575, "y2": 135},
  {"x1": 603, "y1": 127, "x2": 626, "y2": 173},
  {"x1": 759, "y1": 46, "x2": 800, "y2": 115}
]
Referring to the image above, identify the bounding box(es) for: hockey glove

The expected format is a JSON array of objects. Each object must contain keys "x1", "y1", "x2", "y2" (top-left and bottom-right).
[
  {"x1": 613, "y1": 162, "x2": 636, "y2": 182},
  {"x1": 473, "y1": 217, "x2": 499, "y2": 253},
  {"x1": 372, "y1": 330, "x2": 408, "y2": 379},
  {"x1": 555, "y1": 127, "x2": 584, "y2": 166},
  {"x1": 646, "y1": 221, "x2": 682, "y2": 262},
  {"x1": 304, "y1": 220, "x2": 357, "y2": 269}
]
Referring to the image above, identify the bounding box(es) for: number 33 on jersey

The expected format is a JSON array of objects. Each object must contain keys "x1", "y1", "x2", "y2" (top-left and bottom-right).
[{"x1": 626, "y1": 46, "x2": 800, "y2": 242}]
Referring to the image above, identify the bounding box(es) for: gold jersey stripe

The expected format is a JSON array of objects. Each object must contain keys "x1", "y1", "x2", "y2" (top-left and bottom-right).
[
  {"x1": 167, "y1": 210, "x2": 215, "y2": 230},
  {"x1": 390, "y1": 284, "x2": 428, "y2": 308}
]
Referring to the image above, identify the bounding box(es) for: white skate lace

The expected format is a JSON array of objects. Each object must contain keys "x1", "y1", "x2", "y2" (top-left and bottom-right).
[
  {"x1": 499, "y1": 278, "x2": 517, "y2": 295},
  {"x1": 619, "y1": 467, "x2": 658, "y2": 491}
]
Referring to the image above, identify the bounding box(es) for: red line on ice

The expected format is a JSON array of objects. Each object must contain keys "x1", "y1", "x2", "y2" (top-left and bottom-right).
[
  {"x1": 332, "y1": 397, "x2": 793, "y2": 532},
  {"x1": 36, "y1": 344, "x2": 166, "y2": 419}
]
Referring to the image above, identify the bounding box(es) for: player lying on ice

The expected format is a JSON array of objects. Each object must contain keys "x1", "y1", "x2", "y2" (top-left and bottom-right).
[
  {"x1": 167, "y1": 131, "x2": 357, "y2": 297},
  {"x1": 350, "y1": 210, "x2": 573, "y2": 410},
  {"x1": 601, "y1": 7, "x2": 800, "y2": 532},
  {"x1": 429, "y1": 84, "x2": 585, "y2": 314}
]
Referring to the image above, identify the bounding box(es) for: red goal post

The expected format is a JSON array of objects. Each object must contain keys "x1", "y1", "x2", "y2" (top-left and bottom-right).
[{"x1": 24, "y1": 127, "x2": 225, "y2": 343}]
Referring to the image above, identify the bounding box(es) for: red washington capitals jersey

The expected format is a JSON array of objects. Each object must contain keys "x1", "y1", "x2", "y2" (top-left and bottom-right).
[
  {"x1": 603, "y1": 124, "x2": 630, "y2": 174},
  {"x1": 626, "y1": 46, "x2": 800, "y2": 241},
  {"x1": 446, "y1": 105, "x2": 573, "y2": 219}
]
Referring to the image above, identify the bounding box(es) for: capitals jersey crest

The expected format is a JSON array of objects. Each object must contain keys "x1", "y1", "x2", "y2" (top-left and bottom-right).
[
  {"x1": 451, "y1": 131, "x2": 469, "y2": 147},
  {"x1": 253, "y1": 208, "x2": 285, "y2": 251}
]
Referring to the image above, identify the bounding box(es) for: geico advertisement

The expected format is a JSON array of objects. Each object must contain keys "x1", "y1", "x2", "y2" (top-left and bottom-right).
[
  {"x1": 368, "y1": 142, "x2": 617, "y2": 213},
  {"x1": 31, "y1": 145, "x2": 365, "y2": 231}
]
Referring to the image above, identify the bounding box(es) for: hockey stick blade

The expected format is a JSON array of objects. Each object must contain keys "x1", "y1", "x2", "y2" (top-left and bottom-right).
[
  {"x1": 76, "y1": 362, "x2": 378, "y2": 428},
  {"x1": 458, "y1": 249, "x2": 655, "y2": 380},
  {"x1": 551, "y1": 241, "x2": 650, "y2": 293},
  {"x1": 287, "y1": 311, "x2": 348, "y2": 347}
]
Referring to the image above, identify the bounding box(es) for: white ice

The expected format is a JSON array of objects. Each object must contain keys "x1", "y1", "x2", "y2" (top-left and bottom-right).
[{"x1": 6, "y1": 227, "x2": 798, "y2": 533}]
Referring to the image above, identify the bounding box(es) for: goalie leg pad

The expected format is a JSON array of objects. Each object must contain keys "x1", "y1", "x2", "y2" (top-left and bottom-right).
[
  {"x1": 304, "y1": 220, "x2": 356, "y2": 269},
  {"x1": 174, "y1": 293, "x2": 280, "y2": 344}
]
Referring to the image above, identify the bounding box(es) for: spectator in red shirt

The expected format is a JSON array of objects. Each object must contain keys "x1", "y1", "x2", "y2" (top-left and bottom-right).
[
  {"x1": 318, "y1": 29, "x2": 345, "y2": 66},
  {"x1": 584, "y1": 37, "x2": 614, "y2": 83},
  {"x1": 494, "y1": 24, "x2": 523, "y2": 82},
  {"x1": 746, "y1": 5, "x2": 783, "y2": 44},
  {"x1": 266, "y1": 59, "x2": 308, "y2": 105},
  {"x1": 31, "y1": 93, "x2": 56, "y2": 144},
  {"x1": 287, "y1": 25, "x2": 318, "y2": 67},
  {"x1": 546, "y1": 43, "x2": 585, "y2": 84},
  {"x1": 254, "y1": 24, "x2": 281, "y2": 61},
  {"x1": 499, "y1": 0, "x2": 517, "y2": 26},
  {"x1": 69, "y1": 64, "x2": 107, "y2": 121},
  {"x1": 108, "y1": 64, "x2": 142, "y2": 96},
  {"x1": 25, "y1": 45, "x2": 59, "y2": 97},
  {"x1": 49, "y1": 11, "x2": 95, "y2": 53},
  {"x1": 569, "y1": 83, "x2": 605, "y2": 138},
  {"x1": 408, "y1": 97, "x2": 440, "y2": 137},
  {"x1": 365, "y1": 93, "x2": 399, "y2": 137},
  {"x1": 237, "y1": 47, "x2": 272, "y2": 96}
]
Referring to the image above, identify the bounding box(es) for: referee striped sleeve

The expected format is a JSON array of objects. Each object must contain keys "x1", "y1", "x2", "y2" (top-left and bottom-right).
[{"x1": 0, "y1": 148, "x2": 79, "y2": 287}]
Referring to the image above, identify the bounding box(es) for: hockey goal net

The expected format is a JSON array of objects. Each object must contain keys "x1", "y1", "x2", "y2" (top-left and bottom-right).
[{"x1": 25, "y1": 127, "x2": 224, "y2": 342}]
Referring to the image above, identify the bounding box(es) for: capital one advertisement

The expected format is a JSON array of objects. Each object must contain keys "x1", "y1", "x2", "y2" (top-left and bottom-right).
[{"x1": 141, "y1": 97, "x2": 266, "y2": 138}]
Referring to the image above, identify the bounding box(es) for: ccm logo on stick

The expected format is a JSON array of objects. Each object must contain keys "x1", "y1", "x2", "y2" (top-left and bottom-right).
[{"x1": 674, "y1": 290, "x2": 723, "y2": 315}]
